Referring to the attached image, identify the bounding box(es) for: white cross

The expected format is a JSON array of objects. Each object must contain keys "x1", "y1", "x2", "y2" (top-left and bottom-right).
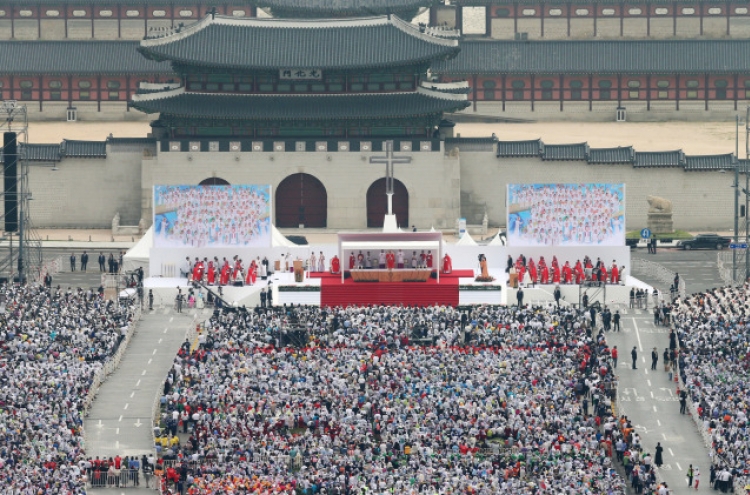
[{"x1": 369, "y1": 140, "x2": 412, "y2": 215}]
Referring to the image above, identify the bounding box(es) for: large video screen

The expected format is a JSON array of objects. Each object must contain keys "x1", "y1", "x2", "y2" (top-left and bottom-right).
[
  {"x1": 153, "y1": 185, "x2": 272, "y2": 248},
  {"x1": 507, "y1": 183, "x2": 625, "y2": 246}
]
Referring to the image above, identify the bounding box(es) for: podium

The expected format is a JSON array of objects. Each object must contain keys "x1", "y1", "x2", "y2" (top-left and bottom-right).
[{"x1": 293, "y1": 260, "x2": 304, "y2": 283}]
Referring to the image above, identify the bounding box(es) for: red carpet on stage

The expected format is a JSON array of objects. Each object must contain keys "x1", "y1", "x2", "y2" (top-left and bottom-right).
[{"x1": 310, "y1": 270, "x2": 474, "y2": 307}]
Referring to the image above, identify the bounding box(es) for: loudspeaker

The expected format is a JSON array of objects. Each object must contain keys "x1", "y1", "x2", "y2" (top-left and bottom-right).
[{"x1": 3, "y1": 132, "x2": 18, "y2": 233}]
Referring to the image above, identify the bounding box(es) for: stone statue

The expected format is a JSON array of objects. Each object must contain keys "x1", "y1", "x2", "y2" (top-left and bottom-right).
[
  {"x1": 647, "y1": 195, "x2": 673, "y2": 214},
  {"x1": 138, "y1": 218, "x2": 146, "y2": 235},
  {"x1": 647, "y1": 195, "x2": 673, "y2": 234},
  {"x1": 112, "y1": 212, "x2": 120, "y2": 233}
]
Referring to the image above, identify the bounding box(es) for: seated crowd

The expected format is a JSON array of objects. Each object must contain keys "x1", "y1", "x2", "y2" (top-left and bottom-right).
[
  {"x1": 154, "y1": 302, "x2": 665, "y2": 495},
  {"x1": 673, "y1": 286, "x2": 750, "y2": 492},
  {"x1": 508, "y1": 255, "x2": 624, "y2": 286},
  {"x1": 0, "y1": 283, "x2": 136, "y2": 494}
]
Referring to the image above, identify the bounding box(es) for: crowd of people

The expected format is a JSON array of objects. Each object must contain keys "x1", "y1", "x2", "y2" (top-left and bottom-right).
[
  {"x1": 673, "y1": 285, "x2": 750, "y2": 493},
  {"x1": 0, "y1": 283, "x2": 137, "y2": 494},
  {"x1": 152, "y1": 301, "x2": 647, "y2": 495},
  {"x1": 508, "y1": 254, "x2": 624, "y2": 286}
]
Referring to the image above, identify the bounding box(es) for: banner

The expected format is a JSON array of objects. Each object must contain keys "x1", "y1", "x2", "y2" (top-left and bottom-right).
[
  {"x1": 153, "y1": 185, "x2": 271, "y2": 248},
  {"x1": 507, "y1": 183, "x2": 625, "y2": 246}
]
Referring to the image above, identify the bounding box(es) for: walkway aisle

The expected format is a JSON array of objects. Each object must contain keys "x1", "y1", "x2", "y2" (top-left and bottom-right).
[
  {"x1": 607, "y1": 309, "x2": 713, "y2": 492},
  {"x1": 84, "y1": 307, "x2": 200, "y2": 459}
]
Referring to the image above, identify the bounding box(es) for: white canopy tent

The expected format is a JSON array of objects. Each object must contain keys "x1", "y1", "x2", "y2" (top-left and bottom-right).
[
  {"x1": 338, "y1": 232, "x2": 443, "y2": 283},
  {"x1": 488, "y1": 231, "x2": 505, "y2": 246},
  {"x1": 272, "y1": 225, "x2": 296, "y2": 247},
  {"x1": 455, "y1": 232, "x2": 478, "y2": 246},
  {"x1": 122, "y1": 226, "x2": 153, "y2": 274}
]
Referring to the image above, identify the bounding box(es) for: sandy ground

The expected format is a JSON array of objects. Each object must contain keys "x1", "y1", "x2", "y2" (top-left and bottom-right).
[
  {"x1": 455, "y1": 121, "x2": 744, "y2": 156},
  {"x1": 26, "y1": 121, "x2": 151, "y2": 143},
  {"x1": 20, "y1": 120, "x2": 744, "y2": 156}
]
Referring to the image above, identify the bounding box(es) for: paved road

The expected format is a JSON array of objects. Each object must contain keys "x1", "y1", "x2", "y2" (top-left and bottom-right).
[
  {"x1": 84, "y1": 307, "x2": 198, "y2": 459},
  {"x1": 632, "y1": 247, "x2": 724, "y2": 295},
  {"x1": 606, "y1": 307, "x2": 713, "y2": 493}
]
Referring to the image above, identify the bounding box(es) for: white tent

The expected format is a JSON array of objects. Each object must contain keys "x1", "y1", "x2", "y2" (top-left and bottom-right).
[
  {"x1": 488, "y1": 231, "x2": 506, "y2": 246},
  {"x1": 272, "y1": 224, "x2": 296, "y2": 247},
  {"x1": 122, "y1": 226, "x2": 153, "y2": 274},
  {"x1": 455, "y1": 232, "x2": 478, "y2": 246}
]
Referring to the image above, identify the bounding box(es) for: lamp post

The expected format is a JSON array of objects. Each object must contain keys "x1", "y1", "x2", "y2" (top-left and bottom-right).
[{"x1": 735, "y1": 114, "x2": 740, "y2": 285}]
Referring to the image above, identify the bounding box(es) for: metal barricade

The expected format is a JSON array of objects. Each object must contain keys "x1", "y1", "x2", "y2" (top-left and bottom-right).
[{"x1": 87, "y1": 469, "x2": 143, "y2": 489}]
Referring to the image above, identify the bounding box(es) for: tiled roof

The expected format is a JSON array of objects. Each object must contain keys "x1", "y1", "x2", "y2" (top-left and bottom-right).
[
  {"x1": 542, "y1": 143, "x2": 587, "y2": 161},
  {"x1": 0, "y1": 41, "x2": 170, "y2": 75},
  {"x1": 139, "y1": 15, "x2": 459, "y2": 71},
  {"x1": 445, "y1": 137, "x2": 497, "y2": 152},
  {"x1": 496, "y1": 139, "x2": 541, "y2": 157},
  {"x1": 684, "y1": 153, "x2": 735, "y2": 171},
  {"x1": 587, "y1": 147, "x2": 634, "y2": 164},
  {"x1": 131, "y1": 87, "x2": 470, "y2": 120},
  {"x1": 22, "y1": 144, "x2": 62, "y2": 162},
  {"x1": 62, "y1": 140, "x2": 107, "y2": 158},
  {"x1": 434, "y1": 40, "x2": 750, "y2": 75},
  {"x1": 255, "y1": 0, "x2": 431, "y2": 18},
  {"x1": 634, "y1": 150, "x2": 684, "y2": 167}
]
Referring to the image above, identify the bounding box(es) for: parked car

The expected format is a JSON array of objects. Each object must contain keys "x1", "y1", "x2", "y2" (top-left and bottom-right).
[{"x1": 676, "y1": 233, "x2": 732, "y2": 250}]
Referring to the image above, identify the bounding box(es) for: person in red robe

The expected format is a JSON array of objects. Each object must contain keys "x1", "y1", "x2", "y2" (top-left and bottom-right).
[
  {"x1": 249, "y1": 260, "x2": 257, "y2": 285},
  {"x1": 331, "y1": 255, "x2": 340, "y2": 274},
  {"x1": 599, "y1": 264, "x2": 608, "y2": 283},
  {"x1": 551, "y1": 256, "x2": 559, "y2": 272},
  {"x1": 442, "y1": 254, "x2": 452, "y2": 273},
  {"x1": 574, "y1": 260, "x2": 584, "y2": 284},
  {"x1": 207, "y1": 262, "x2": 215, "y2": 285},
  {"x1": 552, "y1": 265, "x2": 561, "y2": 284},
  {"x1": 349, "y1": 253, "x2": 355, "y2": 270},
  {"x1": 191, "y1": 258, "x2": 203, "y2": 283},
  {"x1": 220, "y1": 262, "x2": 230, "y2": 286},
  {"x1": 385, "y1": 251, "x2": 396, "y2": 270},
  {"x1": 426, "y1": 251, "x2": 433, "y2": 269},
  {"x1": 540, "y1": 264, "x2": 549, "y2": 284},
  {"x1": 563, "y1": 261, "x2": 573, "y2": 284},
  {"x1": 528, "y1": 258, "x2": 537, "y2": 285},
  {"x1": 610, "y1": 262, "x2": 620, "y2": 284},
  {"x1": 232, "y1": 260, "x2": 242, "y2": 283},
  {"x1": 518, "y1": 263, "x2": 526, "y2": 283}
]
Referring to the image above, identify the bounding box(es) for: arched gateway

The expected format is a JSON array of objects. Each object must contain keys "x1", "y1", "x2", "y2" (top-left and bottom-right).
[
  {"x1": 275, "y1": 173, "x2": 327, "y2": 228},
  {"x1": 366, "y1": 178, "x2": 409, "y2": 228}
]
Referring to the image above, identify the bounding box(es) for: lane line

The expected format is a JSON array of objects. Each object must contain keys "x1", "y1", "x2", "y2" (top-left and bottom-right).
[
  {"x1": 676, "y1": 462, "x2": 682, "y2": 471},
  {"x1": 118, "y1": 415, "x2": 122, "y2": 422},
  {"x1": 158, "y1": 338, "x2": 163, "y2": 344},
  {"x1": 153, "y1": 349, "x2": 157, "y2": 355},
  {"x1": 116, "y1": 428, "x2": 119, "y2": 435},
  {"x1": 169, "y1": 317, "x2": 174, "y2": 322},
  {"x1": 633, "y1": 318, "x2": 643, "y2": 351},
  {"x1": 650, "y1": 391, "x2": 654, "y2": 398},
  {"x1": 657, "y1": 420, "x2": 661, "y2": 426},
  {"x1": 136, "y1": 379, "x2": 140, "y2": 387},
  {"x1": 662, "y1": 433, "x2": 667, "y2": 440},
  {"x1": 123, "y1": 403, "x2": 129, "y2": 410},
  {"x1": 130, "y1": 391, "x2": 135, "y2": 398},
  {"x1": 148, "y1": 358, "x2": 153, "y2": 364},
  {"x1": 647, "y1": 380, "x2": 651, "y2": 387},
  {"x1": 653, "y1": 405, "x2": 657, "y2": 412},
  {"x1": 164, "y1": 328, "x2": 168, "y2": 334},
  {"x1": 142, "y1": 370, "x2": 147, "y2": 375},
  {"x1": 669, "y1": 448, "x2": 674, "y2": 457}
]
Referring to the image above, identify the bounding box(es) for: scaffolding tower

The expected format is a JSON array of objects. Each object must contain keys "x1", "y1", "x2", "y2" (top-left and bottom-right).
[{"x1": 0, "y1": 101, "x2": 42, "y2": 284}]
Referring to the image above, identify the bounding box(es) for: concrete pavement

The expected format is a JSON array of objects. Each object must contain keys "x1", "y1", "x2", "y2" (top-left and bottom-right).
[
  {"x1": 84, "y1": 307, "x2": 200, "y2": 459},
  {"x1": 606, "y1": 307, "x2": 713, "y2": 493}
]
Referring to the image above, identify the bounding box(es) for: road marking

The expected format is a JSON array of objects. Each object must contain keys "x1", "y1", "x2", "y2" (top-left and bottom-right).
[
  {"x1": 676, "y1": 462, "x2": 682, "y2": 471},
  {"x1": 148, "y1": 358, "x2": 152, "y2": 364},
  {"x1": 98, "y1": 419, "x2": 102, "y2": 427},
  {"x1": 118, "y1": 415, "x2": 122, "y2": 422},
  {"x1": 650, "y1": 391, "x2": 654, "y2": 398},
  {"x1": 116, "y1": 428, "x2": 119, "y2": 435},
  {"x1": 669, "y1": 448, "x2": 674, "y2": 457},
  {"x1": 116, "y1": 441, "x2": 119, "y2": 449},
  {"x1": 647, "y1": 380, "x2": 651, "y2": 387},
  {"x1": 130, "y1": 391, "x2": 135, "y2": 398},
  {"x1": 633, "y1": 318, "x2": 643, "y2": 351},
  {"x1": 642, "y1": 356, "x2": 646, "y2": 363},
  {"x1": 644, "y1": 369, "x2": 648, "y2": 375},
  {"x1": 123, "y1": 403, "x2": 129, "y2": 410},
  {"x1": 653, "y1": 405, "x2": 657, "y2": 412},
  {"x1": 164, "y1": 328, "x2": 168, "y2": 334},
  {"x1": 142, "y1": 370, "x2": 147, "y2": 375},
  {"x1": 169, "y1": 317, "x2": 174, "y2": 322},
  {"x1": 662, "y1": 433, "x2": 667, "y2": 440},
  {"x1": 657, "y1": 419, "x2": 661, "y2": 426},
  {"x1": 136, "y1": 379, "x2": 140, "y2": 387},
  {"x1": 153, "y1": 348, "x2": 157, "y2": 355},
  {"x1": 158, "y1": 338, "x2": 163, "y2": 344}
]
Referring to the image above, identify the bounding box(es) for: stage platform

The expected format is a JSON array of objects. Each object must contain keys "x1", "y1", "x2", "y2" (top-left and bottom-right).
[{"x1": 505, "y1": 276, "x2": 651, "y2": 307}]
